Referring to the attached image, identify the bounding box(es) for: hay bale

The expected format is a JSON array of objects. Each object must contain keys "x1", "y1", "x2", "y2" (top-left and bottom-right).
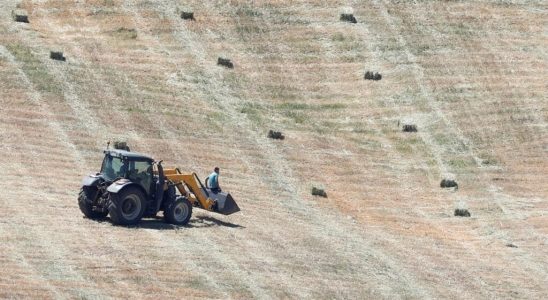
[
  {"x1": 114, "y1": 141, "x2": 130, "y2": 151},
  {"x1": 267, "y1": 130, "x2": 285, "y2": 140},
  {"x1": 340, "y1": 13, "x2": 357, "y2": 23},
  {"x1": 217, "y1": 57, "x2": 234, "y2": 69},
  {"x1": 440, "y1": 179, "x2": 458, "y2": 189},
  {"x1": 12, "y1": 9, "x2": 29, "y2": 23},
  {"x1": 364, "y1": 71, "x2": 382, "y2": 80},
  {"x1": 181, "y1": 11, "x2": 195, "y2": 20},
  {"x1": 454, "y1": 209, "x2": 470, "y2": 217},
  {"x1": 50, "y1": 51, "x2": 66, "y2": 61},
  {"x1": 312, "y1": 187, "x2": 327, "y2": 198},
  {"x1": 402, "y1": 124, "x2": 417, "y2": 132}
]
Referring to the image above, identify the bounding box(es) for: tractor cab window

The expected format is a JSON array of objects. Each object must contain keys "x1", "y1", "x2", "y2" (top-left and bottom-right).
[
  {"x1": 101, "y1": 155, "x2": 126, "y2": 180},
  {"x1": 127, "y1": 160, "x2": 153, "y2": 194}
]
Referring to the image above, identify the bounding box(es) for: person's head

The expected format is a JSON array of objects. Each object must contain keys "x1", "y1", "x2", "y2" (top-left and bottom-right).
[{"x1": 214, "y1": 167, "x2": 219, "y2": 174}]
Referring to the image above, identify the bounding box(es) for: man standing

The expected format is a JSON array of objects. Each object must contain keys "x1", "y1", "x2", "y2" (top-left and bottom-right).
[{"x1": 206, "y1": 167, "x2": 221, "y2": 193}]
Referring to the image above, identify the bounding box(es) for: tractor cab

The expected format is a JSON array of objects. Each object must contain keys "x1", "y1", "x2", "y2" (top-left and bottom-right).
[{"x1": 100, "y1": 149, "x2": 155, "y2": 195}]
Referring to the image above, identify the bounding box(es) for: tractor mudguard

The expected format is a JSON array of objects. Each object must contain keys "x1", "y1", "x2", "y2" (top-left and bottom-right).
[
  {"x1": 82, "y1": 174, "x2": 102, "y2": 187},
  {"x1": 106, "y1": 179, "x2": 136, "y2": 194}
]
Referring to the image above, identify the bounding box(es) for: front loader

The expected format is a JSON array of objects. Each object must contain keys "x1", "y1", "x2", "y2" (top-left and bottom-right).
[{"x1": 78, "y1": 148, "x2": 239, "y2": 225}]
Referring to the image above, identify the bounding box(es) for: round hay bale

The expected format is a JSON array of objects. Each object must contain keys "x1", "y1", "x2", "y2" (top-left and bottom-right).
[
  {"x1": 402, "y1": 124, "x2": 417, "y2": 132},
  {"x1": 181, "y1": 11, "x2": 194, "y2": 20},
  {"x1": 340, "y1": 13, "x2": 357, "y2": 23},
  {"x1": 217, "y1": 57, "x2": 234, "y2": 69},
  {"x1": 440, "y1": 179, "x2": 458, "y2": 188},
  {"x1": 454, "y1": 208, "x2": 470, "y2": 217},
  {"x1": 267, "y1": 130, "x2": 285, "y2": 140},
  {"x1": 374, "y1": 72, "x2": 382, "y2": 80},
  {"x1": 12, "y1": 9, "x2": 29, "y2": 23},
  {"x1": 364, "y1": 71, "x2": 382, "y2": 80},
  {"x1": 50, "y1": 51, "x2": 66, "y2": 61},
  {"x1": 312, "y1": 187, "x2": 327, "y2": 198},
  {"x1": 114, "y1": 141, "x2": 130, "y2": 151}
]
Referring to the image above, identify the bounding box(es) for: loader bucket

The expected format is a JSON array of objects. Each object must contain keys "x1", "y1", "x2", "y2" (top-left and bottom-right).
[{"x1": 206, "y1": 190, "x2": 240, "y2": 215}]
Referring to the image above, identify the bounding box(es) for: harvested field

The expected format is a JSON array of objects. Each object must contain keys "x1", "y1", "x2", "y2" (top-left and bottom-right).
[{"x1": 0, "y1": 0, "x2": 546, "y2": 299}]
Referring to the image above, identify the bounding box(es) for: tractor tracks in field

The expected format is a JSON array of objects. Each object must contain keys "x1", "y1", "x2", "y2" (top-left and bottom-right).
[
  {"x1": 0, "y1": 45, "x2": 87, "y2": 170},
  {"x1": 0, "y1": 115, "x2": 105, "y2": 299},
  {"x1": 1, "y1": 33, "x2": 149, "y2": 298},
  {"x1": 367, "y1": 0, "x2": 548, "y2": 293},
  {"x1": 117, "y1": 3, "x2": 272, "y2": 298},
  {"x1": 2, "y1": 9, "x2": 179, "y2": 298},
  {"x1": 2, "y1": 1, "x2": 545, "y2": 298},
  {"x1": 141, "y1": 2, "x2": 437, "y2": 298}
]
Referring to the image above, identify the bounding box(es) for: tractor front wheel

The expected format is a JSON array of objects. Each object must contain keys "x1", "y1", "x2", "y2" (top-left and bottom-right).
[
  {"x1": 164, "y1": 197, "x2": 192, "y2": 225},
  {"x1": 108, "y1": 186, "x2": 146, "y2": 225},
  {"x1": 78, "y1": 188, "x2": 108, "y2": 219}
]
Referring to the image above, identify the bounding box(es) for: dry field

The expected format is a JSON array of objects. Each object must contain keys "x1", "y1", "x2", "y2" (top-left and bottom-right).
[{"x1": 0, "y1": 0, "x2": 546, "y2": 299}]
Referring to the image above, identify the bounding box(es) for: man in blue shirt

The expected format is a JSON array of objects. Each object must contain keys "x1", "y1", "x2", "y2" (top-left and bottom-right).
[{"x1": 206, "y1": 167, "x2": 221, "y2": 193}]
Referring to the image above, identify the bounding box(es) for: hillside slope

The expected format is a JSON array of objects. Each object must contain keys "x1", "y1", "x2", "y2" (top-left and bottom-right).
[{"x1": 0, "y1": 0, "x2": 546, "y2": 299}]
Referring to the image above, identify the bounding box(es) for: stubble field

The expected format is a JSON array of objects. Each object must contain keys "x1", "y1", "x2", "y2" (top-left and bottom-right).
[{"x1": 0, "y1": 0, "x2": 546, "y2": 299}]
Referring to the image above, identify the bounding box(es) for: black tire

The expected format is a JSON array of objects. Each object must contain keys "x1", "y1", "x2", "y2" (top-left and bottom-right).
[
  {"x1": 164, "y1": 197, "x2": 192, "y2": 225},
  {"x1": 78, "y1": 188, "x2": 108, "y2": 219},
  {"x1": 108, "y1": 186, "x2": 146, "y2": 225}
]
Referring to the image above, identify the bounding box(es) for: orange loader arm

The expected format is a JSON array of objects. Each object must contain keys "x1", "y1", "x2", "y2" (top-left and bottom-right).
[{"x1": 163, "y1": 168, "x2": 216, "y2": 211}]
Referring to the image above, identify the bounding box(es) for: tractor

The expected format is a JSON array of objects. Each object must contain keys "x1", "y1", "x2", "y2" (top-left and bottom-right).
[{"x1": 78, "y1": 146, "x2": 240, "y2": 225}]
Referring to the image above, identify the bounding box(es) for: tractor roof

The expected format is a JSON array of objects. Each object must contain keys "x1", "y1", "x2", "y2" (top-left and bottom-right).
[{"x1": 104, "y1": 149, "x2": 154, "y2": 162}]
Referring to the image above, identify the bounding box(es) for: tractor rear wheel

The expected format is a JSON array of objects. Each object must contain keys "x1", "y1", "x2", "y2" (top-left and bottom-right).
[
  {"x1": 108, "y1": 186, "x2": 146, "y2": 225},
  {"x1": 164, "y1": 197, "x2": 192, "y2": 225},
  {"x1": 78, "y1": 188, "x2": 108, "y2": 219}
]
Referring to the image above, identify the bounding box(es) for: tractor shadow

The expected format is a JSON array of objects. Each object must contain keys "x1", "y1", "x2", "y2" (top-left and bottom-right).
[
  {"x1": 87, "y1": 215, "x2": 244, "y2": 230},
  {"x1": 125, "y1": 215, "x2": 244, "y2": 230},
  {"x1": 191, "y1": 215, "x2": 245, "y2": 229}
]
